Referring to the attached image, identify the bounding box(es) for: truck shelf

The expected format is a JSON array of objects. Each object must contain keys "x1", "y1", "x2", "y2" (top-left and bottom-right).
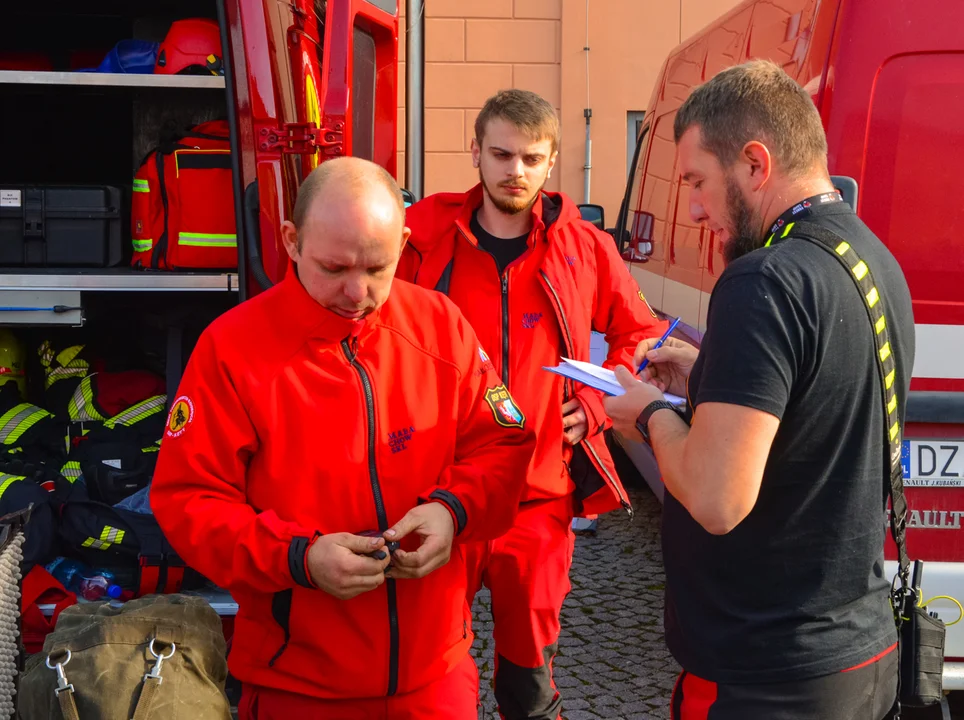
[
  {"x1": 39, "y1": 587, "x2": 239, "y2": 617},
  {"x1": 0, "y1": 272, "x2": 238, "y2": 292},
  {"x1": 0, "y1": 71, "x2": 224, "y2": 90}
]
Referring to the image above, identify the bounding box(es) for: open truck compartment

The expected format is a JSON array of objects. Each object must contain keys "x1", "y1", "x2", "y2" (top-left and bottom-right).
[{"x1": 0, "y1": 0, "x2": 243, "y2": 641}]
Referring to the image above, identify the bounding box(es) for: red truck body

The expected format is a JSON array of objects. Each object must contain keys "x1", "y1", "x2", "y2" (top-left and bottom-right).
[
  {"x1": 225, "y1": 0, "x2": 399, "y2": 296},
  {"x1": 615, "y1": 0, "x2": 964, "y2": 680}
]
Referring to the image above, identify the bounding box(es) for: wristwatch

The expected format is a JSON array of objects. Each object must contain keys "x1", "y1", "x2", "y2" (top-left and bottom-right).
[{"x1": 635, "y1": 400, "x2": 678, "y2": 444}]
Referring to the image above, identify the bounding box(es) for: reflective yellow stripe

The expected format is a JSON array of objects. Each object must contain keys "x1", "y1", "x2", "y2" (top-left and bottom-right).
[
  {"x1": 852, "y1": 261, "x2": 868, "y2": 281},
  {"x1": 68, "y1": 377, "x2": 106, "y2": 422},
  {"x1": 0, "y1": 403, "x2": 51, "y2": 445},
  {"x1": 0, "y1": 474, "x2": 23, "y2": 501},
  {"x1": 886, "y1": 369, "x2": 896, "y2": 390},
  {"x1": 887, "y1": 394, "x2": 898, "y2": 414},
  {"x1": 764, "y1": 234, "x2": 775, "y2": 248},
  {"x1": 835, "y1": 241, "x2": 851, "y2": 256},
  {"x1": 876, "y1": 316, "x2": 886, "y2": 335},
  {"x1": 38, "y1": 341, "x2": 54, "y2": 368},
  {"x1": 879, "y1": 342, "x2": 892, "y2": 362},
  {"x1": 890, "y1": 421, "x2": 900, "y2": 442},
  {"x1": 781, "y1": 222, "x2": 795, "y2": 239},
  {"x1": 56, "y1": 346, "x2": 85, "y2": 367},
  {"x1": 132, "y1": 239, "x2": 153, "y2": 252},
  {"x1": 178, "y1": 232, "x2": 237, "y2": 248},
  {"x1": 866, "y1": 287, "x2": 880, "y2": 308},
  {"x1": 132, "y1": 180, "x2": 150, "y2": 193},
  {"x1": 83, "y1": 525, "x2": 123, "y2": 550},
  {"x1": 45, "y1": 366, "x2": 87, "y2": 390},
  {"x1": 105, "y1": 395, "x2": 166, "y2": 429},
  {"x1": 60, "y1": 461, "x2": 82, "y2": 482}
]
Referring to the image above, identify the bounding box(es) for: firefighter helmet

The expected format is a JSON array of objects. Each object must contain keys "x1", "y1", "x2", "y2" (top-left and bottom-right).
[
  {"x1": 154, "y1": 19, "x2": 224, "y2": 76},
  {"x1": 0, "y1": 330, "x2": 26, "y2": 399}
]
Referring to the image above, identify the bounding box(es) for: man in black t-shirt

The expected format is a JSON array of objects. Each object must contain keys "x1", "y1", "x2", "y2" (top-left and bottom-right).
[{"x1": 605, "y1": 60, "x2": 914, "y2": 719}]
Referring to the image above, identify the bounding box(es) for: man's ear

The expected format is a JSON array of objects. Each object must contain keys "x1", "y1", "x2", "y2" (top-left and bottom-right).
[
  {"x1": 547, "y1": 150, "x2": 558, "y2": 179},
  {"x1": 741, "y1": 141, "x2": 772, "y2": 192},
  {"x1": 471, "y1": 138, "x2": 481, "y2": 169},
  {"x1": 400, "y1": 226, "x2": 411, "y2": 253},
  {"x1": 280, "y1": 220, "x2": 300, "y2": 261}
]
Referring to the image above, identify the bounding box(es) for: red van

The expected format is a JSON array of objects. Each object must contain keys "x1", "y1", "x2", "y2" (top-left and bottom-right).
[{"x1": 613, "y1": 0, "x2": 964, "y2": 690}]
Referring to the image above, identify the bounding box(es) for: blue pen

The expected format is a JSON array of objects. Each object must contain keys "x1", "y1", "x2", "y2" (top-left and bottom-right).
[{"x1": 637, "y1": 316, "x2": 681, "y2": 374}]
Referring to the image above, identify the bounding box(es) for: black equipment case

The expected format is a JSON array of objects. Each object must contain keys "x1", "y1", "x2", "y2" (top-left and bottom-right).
[{"x1": 0, "y1": 185, "x2": 123, "y2": 267}]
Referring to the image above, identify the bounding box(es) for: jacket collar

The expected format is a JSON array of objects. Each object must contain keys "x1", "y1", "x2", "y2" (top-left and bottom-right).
[
  {"x1": 454, "y1": 184, "x2": 549, "y2": 247},
  {"x1": 278, "y1": 264, "x2": 381, "y2": 344}
]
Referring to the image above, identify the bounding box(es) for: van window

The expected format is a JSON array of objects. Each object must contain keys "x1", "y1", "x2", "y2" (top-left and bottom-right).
[
  {"x1": 861, "y1": 53, "x2": 964, "y2": 319},
  {"x1": 640, "y1": 113, "x2": 678, "y2": 262},
  {"x1": 621, "y1": 123, "x2": 649, "y2": 246},
  {"x1": 352, "y1": 27, "x2": 377, "y2": 161},
  {"x1": 627, "y1": 111, "x2": 646, "y2": 172}
]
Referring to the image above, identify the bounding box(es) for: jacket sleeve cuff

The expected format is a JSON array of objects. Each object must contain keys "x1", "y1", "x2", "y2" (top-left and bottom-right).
[
  {"x1": 418, "y1": 489, "x2": 467, "y2": 535},
  {"x1": 575, "y1": 386, "x2": 610, "y2": 436},
  {"x1": 289, "y1": 532, "x2": 321, "y2": 589}
]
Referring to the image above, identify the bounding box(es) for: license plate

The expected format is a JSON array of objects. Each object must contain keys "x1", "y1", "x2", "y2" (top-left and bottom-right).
[{"x1": 902, "y1": 440, "x2": 964, "y2": 487}]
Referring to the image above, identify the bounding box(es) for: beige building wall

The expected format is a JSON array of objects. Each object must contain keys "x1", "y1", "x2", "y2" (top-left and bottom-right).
[{"x1": 398, "y1": 0, "x2": 742, "y2": 219}]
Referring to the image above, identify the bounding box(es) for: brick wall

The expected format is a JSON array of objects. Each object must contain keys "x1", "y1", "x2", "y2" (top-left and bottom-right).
[
  {"x1": 398, "y1": 0, "x2": 562, "y2": 196},
  {"x1": 398, "y1": 0, "x2": 743, "y2": 214}
]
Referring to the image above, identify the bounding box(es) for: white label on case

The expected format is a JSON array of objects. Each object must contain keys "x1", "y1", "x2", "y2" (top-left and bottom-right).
[{"x1": 0, "y1": 190, "x2": 21, "y2": 208}]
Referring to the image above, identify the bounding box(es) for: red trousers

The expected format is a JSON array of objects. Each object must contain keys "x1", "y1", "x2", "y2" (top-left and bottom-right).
[
  {"x1": 238, "y1": 653, "x2": 479, "y2": 720},
  {"x1": 463, "y1": 495, "x2": 575, "y2": 720}
]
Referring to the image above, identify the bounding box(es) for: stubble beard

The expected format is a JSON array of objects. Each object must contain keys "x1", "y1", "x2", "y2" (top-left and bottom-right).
[
  {"x1": 480, "y1": 169, "x2": 546, "y2": 216},
  {"x1": 723, "y1": 175, "x2": 766, "y2": 265}
]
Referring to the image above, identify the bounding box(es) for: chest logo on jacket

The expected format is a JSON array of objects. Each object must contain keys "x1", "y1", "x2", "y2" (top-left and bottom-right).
[
  {"x1": 522, "y1": 312, "x2": 543, "y2": 329},
  {"x1": 388, "y1": 426, "x2": 416, "y2": 454}
]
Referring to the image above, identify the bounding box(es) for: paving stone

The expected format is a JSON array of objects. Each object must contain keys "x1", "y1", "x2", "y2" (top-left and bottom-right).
[{"x1": 471, "y1": 487, "x2": 679, "y2": 719}]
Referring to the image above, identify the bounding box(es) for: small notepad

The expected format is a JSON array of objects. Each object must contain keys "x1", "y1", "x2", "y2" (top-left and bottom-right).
[{"x1": 543, "y1": 358, "x2": 686, "y2": 406}]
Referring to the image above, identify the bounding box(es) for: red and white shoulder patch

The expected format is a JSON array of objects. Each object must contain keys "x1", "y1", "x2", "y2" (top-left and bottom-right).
[{"x1": 166, "y1": 396, "x2": 195, "y2": 438}]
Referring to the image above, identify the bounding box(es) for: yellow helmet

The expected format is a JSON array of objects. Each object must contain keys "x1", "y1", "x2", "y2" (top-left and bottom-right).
[{"x1": 0, "y1": 330, "x2": 26, "y2": 399}]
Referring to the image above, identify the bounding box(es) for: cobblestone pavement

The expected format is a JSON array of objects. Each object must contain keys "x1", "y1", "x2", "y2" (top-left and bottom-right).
[{"x1": 471, "y1": 486, "x2": 679, "y2": 719}]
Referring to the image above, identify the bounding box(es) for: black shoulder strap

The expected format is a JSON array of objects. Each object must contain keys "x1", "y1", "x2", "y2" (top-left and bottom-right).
[{"x1": 782, "y1": 220, "x2": 911, "y2": 598}]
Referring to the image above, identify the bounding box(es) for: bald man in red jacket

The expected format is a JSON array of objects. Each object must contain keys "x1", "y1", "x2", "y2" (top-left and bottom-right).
[{"x1": 152, "y1": 157, "x2": 535, "y2": 719}]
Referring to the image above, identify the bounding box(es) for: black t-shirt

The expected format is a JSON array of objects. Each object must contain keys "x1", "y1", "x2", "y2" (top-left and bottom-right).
[
  {"x1": 471, "y1": 211, "x2": 528, "y2": 275},
  {"x1": 662, "y1": 200, "x2": 915, "y2": 683}
]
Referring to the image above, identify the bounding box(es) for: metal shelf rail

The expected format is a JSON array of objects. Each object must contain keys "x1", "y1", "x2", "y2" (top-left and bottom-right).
[{"x1": 0, "y1": 71, "x2": 225, "y2": 90}]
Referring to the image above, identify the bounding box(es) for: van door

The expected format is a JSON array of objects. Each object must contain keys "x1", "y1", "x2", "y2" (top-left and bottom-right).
[
  {"x1": 621, "y1": 112, "x2": 680, "y2": 320},
  {"x1": 226, "y1": 0, "x2": 398, "y2": 293}
]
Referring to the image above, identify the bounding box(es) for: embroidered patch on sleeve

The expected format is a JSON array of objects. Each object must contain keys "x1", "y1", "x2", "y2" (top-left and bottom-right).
[
  {"x1": 484, "y1": 385, "x2": 526, "y2": 429},
  {"x1": 166, "y1": 396, "x2": 195, "y2": 438}
]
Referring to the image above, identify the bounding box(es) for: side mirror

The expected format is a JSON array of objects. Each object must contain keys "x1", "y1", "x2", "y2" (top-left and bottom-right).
[
  {"x1": 829, "y1": 175, "x2": 858, "y2": 212},
  {"x1": 401, "y1": 188, "x2": 416, "y2": 208},
  {"x1": 620, "y1": 209, "x2": 655, "y2": 262},
  {"x1": 578, "y1": 203, "x2": 605, "y2": 230}
]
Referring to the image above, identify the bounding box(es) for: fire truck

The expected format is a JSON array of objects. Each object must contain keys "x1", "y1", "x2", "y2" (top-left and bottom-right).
[
  {"x1": 0, "y1": 0, "x2": 409, "y2": 663},
  {"x1": 612, "y1": 0, "x2": 964, "y2": 697}
]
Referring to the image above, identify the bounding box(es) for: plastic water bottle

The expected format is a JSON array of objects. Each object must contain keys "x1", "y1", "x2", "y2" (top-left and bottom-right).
[{"x1": 46, "y1": 558, "x2": 123, "y2": 601}]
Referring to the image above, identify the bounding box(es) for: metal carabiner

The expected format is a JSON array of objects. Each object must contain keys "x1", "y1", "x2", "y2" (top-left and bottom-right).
[
  {"x1": 144, "y1": 638, "x2": 176, "y2": 684},
  {"x1": 45, "y1": 649, "x2": 74, "y2": 695}
]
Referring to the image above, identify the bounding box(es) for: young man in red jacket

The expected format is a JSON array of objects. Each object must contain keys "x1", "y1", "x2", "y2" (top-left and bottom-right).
[
  {"x1": 397, "y1": 89, "x2": 668, "y2": 719},
  {"x1": 151, "y1": 157, "x2": 535, "y2": 719}
]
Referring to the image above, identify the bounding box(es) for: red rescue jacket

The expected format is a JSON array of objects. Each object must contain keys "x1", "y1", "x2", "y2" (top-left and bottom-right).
[
  {"x1": 151, "y1": 270, "x2": 534, "y2": 700},
  {"x1": 398, "y1": 185, "x2": 668, "y2": 516}
]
